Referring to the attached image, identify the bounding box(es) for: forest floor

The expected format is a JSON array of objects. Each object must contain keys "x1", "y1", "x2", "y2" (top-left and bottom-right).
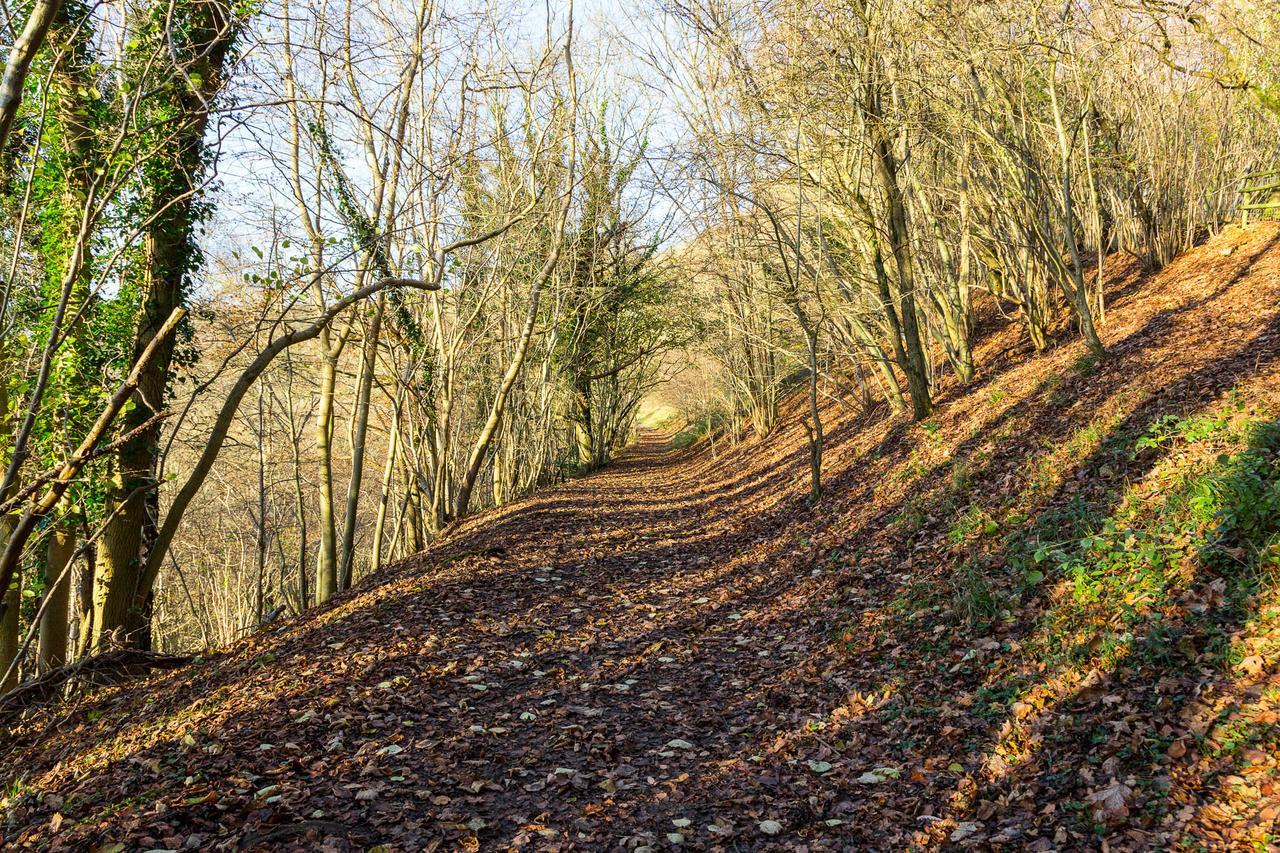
[{"x1": 4, "y1": 223, "x2": 1280, "y2": 851}]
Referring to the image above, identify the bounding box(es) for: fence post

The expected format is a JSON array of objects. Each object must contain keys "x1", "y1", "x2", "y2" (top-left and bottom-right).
[{"x1": 1240, "y1": 169, "x2": 1280, "y2": 226}]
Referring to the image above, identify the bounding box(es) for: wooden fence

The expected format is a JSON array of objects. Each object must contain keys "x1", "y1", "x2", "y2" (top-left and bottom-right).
[{"x1": 1241, "y1": 169, "x2": 1280, "y2": 226}]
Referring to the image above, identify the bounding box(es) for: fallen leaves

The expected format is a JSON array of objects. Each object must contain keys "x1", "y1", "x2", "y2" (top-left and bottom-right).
[
  {"x1": 7, "y1": 237, "x2": 1280, "y2": 852},
  {"x1": 1086, "y1": 781, "x2": 1134, "y2": 821}
]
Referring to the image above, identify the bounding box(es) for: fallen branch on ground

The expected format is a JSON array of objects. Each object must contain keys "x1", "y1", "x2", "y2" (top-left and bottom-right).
[{"x1": 0, "y1": 649, "x2": 191, "y2": 728}]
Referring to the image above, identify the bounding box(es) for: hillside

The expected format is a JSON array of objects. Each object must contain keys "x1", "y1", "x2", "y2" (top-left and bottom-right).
[{"x1": 2, "y1": 222, "x2": 1279, "y2": 850}]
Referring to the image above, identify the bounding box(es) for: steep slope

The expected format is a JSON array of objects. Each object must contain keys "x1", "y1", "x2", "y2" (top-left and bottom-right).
[{"x1": 2, "y1": 223, "x2": 1279, "y2": 851}]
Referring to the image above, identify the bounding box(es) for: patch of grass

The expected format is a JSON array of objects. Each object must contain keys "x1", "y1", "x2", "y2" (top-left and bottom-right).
[
  {"x1": 1020, "y1": 414, "x2": 1280, "y2": 674},
  {"x1": 946, "y1": 560, "x2": 1004, "y2": 627},
  {"x1": 2, "y1": 776, "x2": 42, "y2": 810},
  {"x1": 1073, "y1": 352, "x2": 1100, "y2": 377},
  {"x1": 917, "y1": 419, "x2": 943, "y2": 445},
  {"x1": 670, "y1": 415, "x2": 722, "y2": 449},
  {"x1": 887, "y1": 579, "x2": 937, "y2": 618},
  {"x1": 1129, "y1": 407, "x2": 1244, "y2": 458},
  {"x1": 893, "y1": 449, "x2": 932, "y2": 484},
  {"x1": 948, "y1": 505, "x2": 999, "y2": 545},
  {"x1": 1067, "y1": 420, "x2": 1108, "y2": 457},
  {"x1": 1191, "y1": 420, "x2": 1280, "y2": 563}
]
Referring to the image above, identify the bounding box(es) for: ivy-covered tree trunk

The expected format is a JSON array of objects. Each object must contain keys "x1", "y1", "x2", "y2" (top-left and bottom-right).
[
  {"x1": 94, "y1": 202, "x2": 193, "y2": 648},
  {"x1": 38, "y1": 0, "x2": 98, "y2": 658},
  {"x1": 570, "y1": 375, "x2": 593, "y2": 469},
  {"x1": 93, "y1": 0, "x2": 241, "y2": 650}
]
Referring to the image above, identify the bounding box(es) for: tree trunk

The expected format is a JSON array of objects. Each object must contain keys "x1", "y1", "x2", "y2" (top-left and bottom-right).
[
  {"x1": 284, "y1": 349, "x2": 309, "y2": 609},
  {"x1": 0, "y1": 515, "x2": 17, "y2": 692},
  {"x1": 94, "y1": 208, "x2": 194, "y2": 650},
  {"x1": 369, "y1": 396, "x2": 401, "y2": 573},
  {"x1": 0, "y1": 0, "x2": 61, "y2": 165},
  {"x1": 314, "y1": 352, "x2": 339, "y2": 602},
  {"x1": 338, "y1": 299, "x2": 385, "y2": 590},
  {"x1": 254, "y1": 383, "x2": 268, "y2": 625},
  {"x1": 869, "y1": 119, "x2": 932, "y2": 420},
  {"x1": 95, "y1": 480, "x2": 150, "y2": 649},
  {"x1": 94, "y1": 5, "x2": 239, "y2": 647},
  {"x1": 453, "y1": 288, "x2": 543, "y2": 521},
  {"x1": 803, "y1": 326, "x2": 823, "y2": 503},
  {"x1": 75, "y1": 541, "x2": 94, "y2": 658},
  {"x1": 38, "y1": 525, "x2": 75, "y2": 670},
  {"x1": 1047, "y1": 68, "x2": 1106, "y2": 359},
  {"x1": 570, "y1": 376, "x2": 593, "y2": 469}
]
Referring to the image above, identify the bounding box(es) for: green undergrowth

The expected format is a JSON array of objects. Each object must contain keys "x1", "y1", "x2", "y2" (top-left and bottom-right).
[
  {"x1": 670, "y1": 412, "x2": 729, "y2": 449},
  {"x1": 1019, "y1": 407, "x2": 1280, "y2": 677},
  {"x1": 886, "y1": 394, "x2": 1279, "y2": 653},
  {"x1": 832, "y1": 378, "x2": 1280, "y2": 842}
]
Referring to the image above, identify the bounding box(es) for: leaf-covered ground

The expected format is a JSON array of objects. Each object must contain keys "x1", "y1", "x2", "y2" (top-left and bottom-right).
[{"x1": 3, "y1": 223, "x2": 1280, "y2": 851}]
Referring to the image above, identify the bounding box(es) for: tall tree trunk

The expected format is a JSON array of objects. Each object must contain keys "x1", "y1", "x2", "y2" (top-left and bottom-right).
[
  {"x1": 0, "y1": 0, "x2": 61, "y2": 165},
  {"x1": 1047, "y1": 66, "x2": 1106, "y2": 359},
  {"x1": 254, "y1": 383, "x2": 268, "y2": 624},
  {"x1": 570, "y1": 376, "x2": 593, "y2": 469},
  {"x1": 74, "y1": 539, "x2": 94, "y2": 658},
  {"x1": 369, "y1": 394, "x2": 401, "y2": 573},
  {"x1": 314, "y1": 352, "x2": 339, "y2": 602},
  {"x1": 284, "y1": 352, "x2": 309, "y2": 609},
  {"x1": 338, "y1": 299, "x2": 385, "y2": 590},
  {"x1": 453, "y1": 281, "x2": 546, "y2": 521},
  {"x1": 869, "y1": 115, "x2": 932, "y2": 420},
  {"x1": 94, "y1": 212, "x2": 194, "y2": 649},
  {"x1": 802, "y1": 324, "x2": 823, "y2": 503},
  {"x1": 93, "y1": 0, "x2": 239, "y2": 649}
]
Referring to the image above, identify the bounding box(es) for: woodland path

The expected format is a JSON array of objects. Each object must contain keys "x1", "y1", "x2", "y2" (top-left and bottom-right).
[
  {"x1": 12, "y1": 428, "x2": 901, "y2": 851},
  {"x1": 336, "y1": 429, "x2": 865, "y2": 849}
]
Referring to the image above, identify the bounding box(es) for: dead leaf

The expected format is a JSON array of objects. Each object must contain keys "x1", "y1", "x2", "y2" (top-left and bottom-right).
[{"x1": 1086, "y1": 781, "x2": 1133, "y2": 820}]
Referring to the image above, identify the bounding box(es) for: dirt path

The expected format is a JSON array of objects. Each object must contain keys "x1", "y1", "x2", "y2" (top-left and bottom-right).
[{"x1": 8, "y1": 429, "x2": 896, "y2": 851}]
